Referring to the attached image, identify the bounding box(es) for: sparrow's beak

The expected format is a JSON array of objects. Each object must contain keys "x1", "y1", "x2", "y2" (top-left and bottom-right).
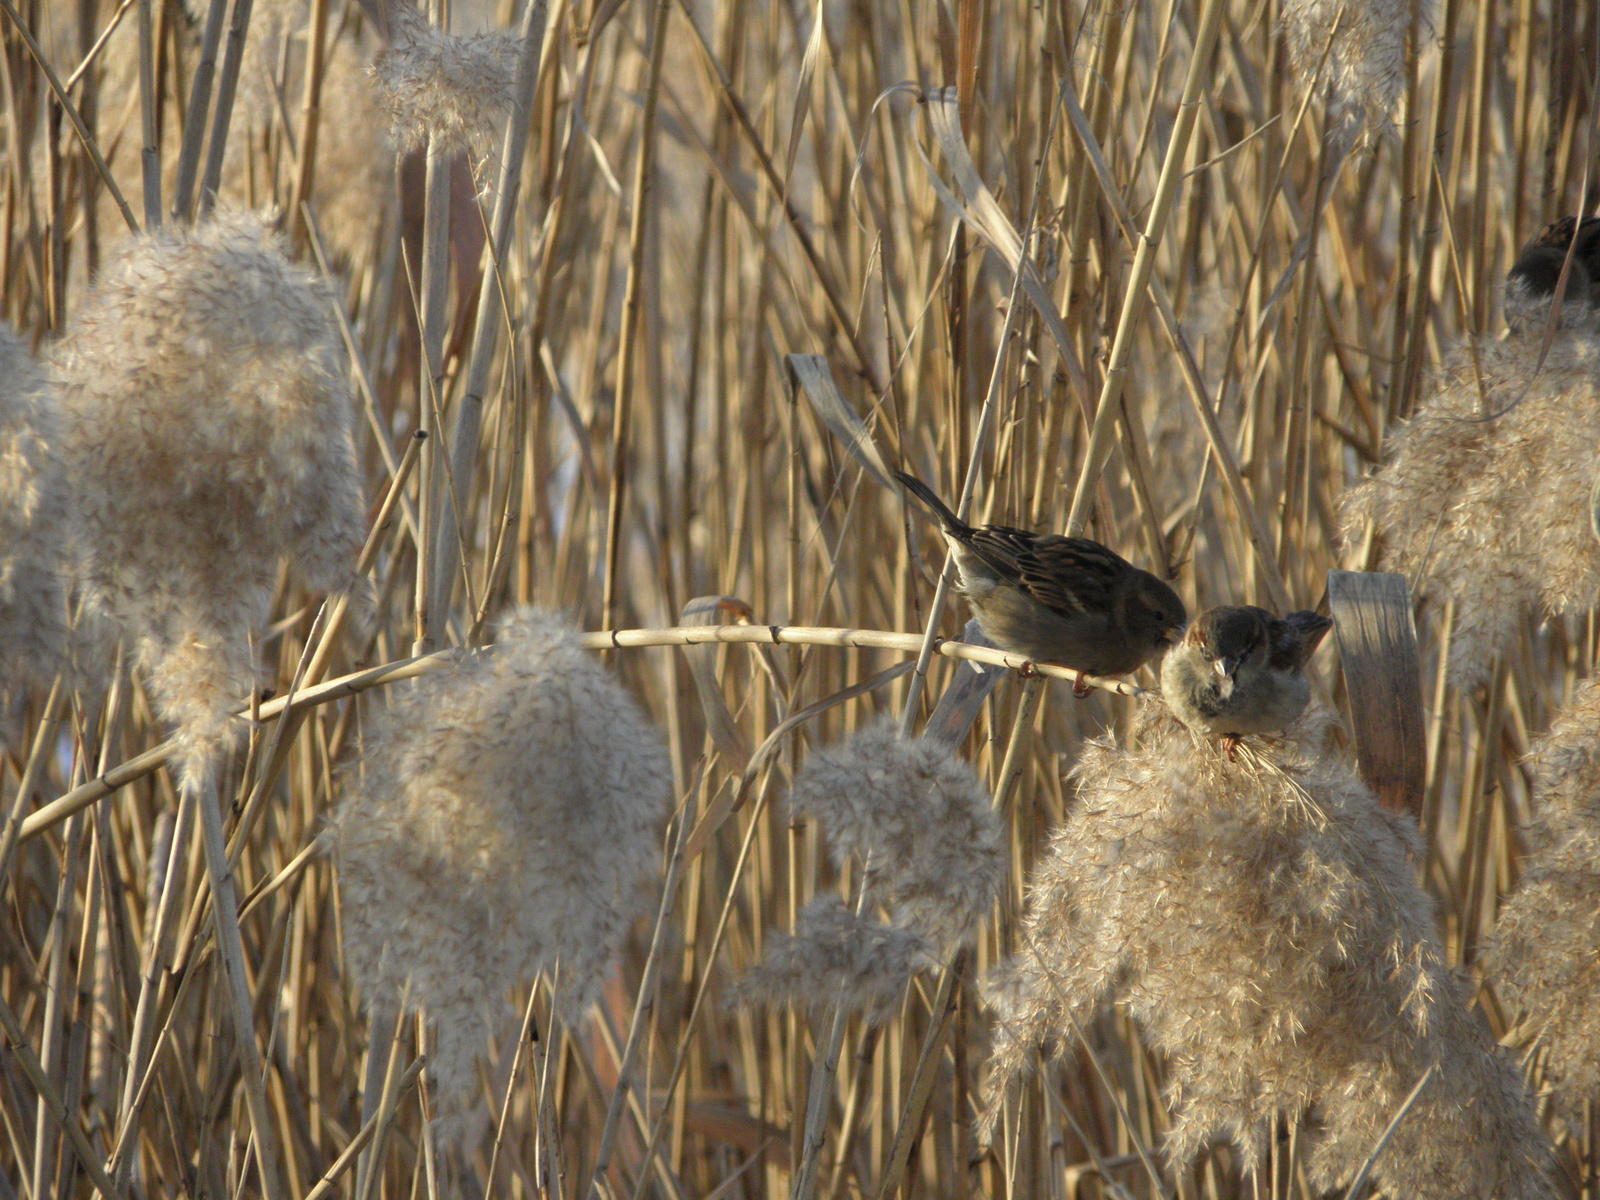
[{"x1": 1215, "y1": 653, "x2": 1243, "y2": 680}]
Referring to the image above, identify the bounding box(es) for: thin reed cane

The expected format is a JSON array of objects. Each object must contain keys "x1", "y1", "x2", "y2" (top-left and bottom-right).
[{"x1": 1066, "y1": 0, "x2": 1228, "y2": 534}]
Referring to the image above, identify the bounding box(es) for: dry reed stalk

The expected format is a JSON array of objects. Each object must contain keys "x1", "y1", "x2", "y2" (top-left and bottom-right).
[
  {"x1": 1065, "y1": 0, "x2": 1227, "y2": 534},
  {"x1": 19, "y1": 621, "x2": 1145, "y2": 847},
  {"x1": 196, "y1": 0, "x2": 256, "y2": 216},
  {"x1": 0, "y1": 0, "x2": 138, "y2": 233},
  {"x1": 602, "y1": 0, "x2": 670, "y2": 632},
  {"x1": 431, "y1": 0, "x2": 548, "y2": 636}
]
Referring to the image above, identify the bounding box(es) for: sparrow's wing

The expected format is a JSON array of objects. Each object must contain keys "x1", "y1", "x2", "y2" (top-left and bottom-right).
[
  {"x1": 1528, "y1": 215, "x2": 1600, "y2": 251},
  {"x1": 956, "y1": 524, "x2": 1038, "y2": 587},
  {"x1": 1010, "y1": 536, "x2": 1126, "y2": 619},
  {"x1": 1269, "y1": 610, "x2": 1333, "y2": 671},
  {"x1": 1526, "y1": 215, "x2": 1600, "y2": 280}
]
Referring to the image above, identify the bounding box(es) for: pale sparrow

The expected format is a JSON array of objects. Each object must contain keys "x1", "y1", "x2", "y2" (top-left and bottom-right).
[
  {"x1": 1161, "y1": 605, "x2": 1333, "y2": 756},
  {"x1": 1507, "y1": 215, "x2": 1600, "y2": 307},
  {"x1": 895, "y1": 471, "x2": 1186, "y2": 692}
]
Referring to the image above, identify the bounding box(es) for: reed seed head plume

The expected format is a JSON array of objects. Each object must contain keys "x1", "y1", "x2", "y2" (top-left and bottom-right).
[
  {"x1": 984, "y1": 705, "x2": 1554, "y2": 1197},
  {"x1": 1341, "y1": 320, "x2": 1600, "y2": 687},
  {"x1": 1484, "y1": 678, "x2": 1600, "y2": 1116},
  {"x1": 52, "y1": 212, "x2": 364, "y2": 769},
  {"x1": 736, "y1": 719, "x2": 1000, "y2": 1019},
  {"x1": 211, "y1": 0, "x2": 394, "y2": 263},
  {"x1": 331, "y1": 608, "x2": 672, "y2": 1109},
  {"x1": 0, "y1": 324, "x2": 68, "y2": 699},
  {"x1": 732, "y1": 896, "x2": 936, "y2": 1024},
  {"x1": 786, "y1": 717, "x2": 1003, "y2": 952},
  {"x1": 373, "y1": 3, "x2": 521, "y2": 156},
  {"x1": 1281, "y1": 0, "x2": 1422, "y2": 130}
]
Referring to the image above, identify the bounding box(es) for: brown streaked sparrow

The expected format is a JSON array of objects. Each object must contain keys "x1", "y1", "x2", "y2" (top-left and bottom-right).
[
  {"x1": 1507, "y1": 215, "x2": 1600, "y2": 307},
  {"x1": 1161, "y1": 605, "x2": 1334, "y2": 757},
  {"x1": 895, "y1": 470, "x2": 1186, "y2": 693}
]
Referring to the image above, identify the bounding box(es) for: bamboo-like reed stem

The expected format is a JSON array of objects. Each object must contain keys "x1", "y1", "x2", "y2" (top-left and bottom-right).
[{"x1": 1066, "y1": 0, "x2": 1227, "y2": 534}]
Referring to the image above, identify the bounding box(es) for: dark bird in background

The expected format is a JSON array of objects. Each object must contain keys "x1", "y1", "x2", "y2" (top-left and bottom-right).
[
  {"x1": 894, "y1": 470, "x2": 1186, "y2": 694},
  {"x1": 1507, "y1": 215, "x2": 1600, "y2": 307},
  {"x1": 1161, "y1": 604, "x2": 1334, "y2": 758}
]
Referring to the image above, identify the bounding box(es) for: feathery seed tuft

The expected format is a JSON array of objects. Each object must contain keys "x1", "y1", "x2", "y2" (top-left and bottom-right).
[
  {"x1": 786, "y1": 718, "x2": 1003, "y2": 952},
  {"x1": 0, "y1": 324, "x2": 69, "y2": 701},
  {"x1": 372, "y1": 3, "x2": 521, "y2": 156},
  {"x1": 330, "y1": 608, "x2": 673, "y2": 1108},
  {"x1": 1484, "y1": 678, "x2": 1600, "y2": 1116},
  {"x1": 732, "y1": 896, "x2": 936, "y2": 1024},
  {"x1": 1341, "y1": 318, "x2": 1600, "y2": 686},
  {"x1": 1281, "y1": 0, "x2": 1423, "y2": 129},
  {"x1": 984, "y1": 705, "x2": 1554, "y2": 1197},
  {"x1": 738, "y1": 718, "x2": 1002, "y2": 1017},
  {"x1": 53, "y1": 212, "x2": 364, "y2": 766}
]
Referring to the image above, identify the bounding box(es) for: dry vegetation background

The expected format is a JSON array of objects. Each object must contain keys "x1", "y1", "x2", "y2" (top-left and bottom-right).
[{"x1": 1, "y1": 0, "x2": 1598, "y2": 1197}]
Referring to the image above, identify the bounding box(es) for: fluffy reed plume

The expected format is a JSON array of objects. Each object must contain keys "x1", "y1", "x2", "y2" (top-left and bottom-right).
[
  {"x1": 372, "y1": 2, "x2": 520, "y2": 155},
  {"x1": 1341, "y1": 318, "x2": 1600, "y2": 686},
  {"x1": 1281, "y1": 0, "x2": 1420, "y2": 128},
  {"x1": 738, "y1": 719, "x2": 1002, "y2": 1016},
  {"x1": 984, "y1": 706, "x2": 1554, "y2": 1197},
  {"x1": 331, "y1": 608, "x2": 672, "y2": 1107},
  {"x1": 1485, "y1": 677, "x2": 1600, "y2": 1116},
  {"x1": 734, "y1": 897, "x2": 936, "y2": 1023},
  {"x1": 215, "y1": 0, "x2": 394, "y2": 261},
  {"x1": 0, "y1": 324, "x2": 67, "y2": 698},
  {"x1": 53, "y1": 212, "x2": 364, "y2": 768}
]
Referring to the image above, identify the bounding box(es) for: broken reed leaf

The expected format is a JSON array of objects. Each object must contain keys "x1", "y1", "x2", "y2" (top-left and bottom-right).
[{"x1": 1327, "y1": 570, "x2": 1426, "y2": 815}]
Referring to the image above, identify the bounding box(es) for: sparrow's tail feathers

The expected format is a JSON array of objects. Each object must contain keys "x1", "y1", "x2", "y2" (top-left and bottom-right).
[
  {"x1": 894, "y1": 470, "x2": 970, "y2": 535},
  {"x1": 1284, "y1": 610, "x2": 1334, "y2": 656}
]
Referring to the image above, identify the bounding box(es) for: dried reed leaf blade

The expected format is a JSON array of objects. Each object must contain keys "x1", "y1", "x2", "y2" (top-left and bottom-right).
[
  {"x1": 921, "y1": 620, "x2": 1002, "y2": 748},
  {"x1": 1328, "y1": 570, "x2": 1426, "y2": 815},
  {"x1": 787, "y1": 355, "x2": 893, "y2": 490},
  {"x1": 679, "y1": 595, "x2": 754, "y2": 773}
]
